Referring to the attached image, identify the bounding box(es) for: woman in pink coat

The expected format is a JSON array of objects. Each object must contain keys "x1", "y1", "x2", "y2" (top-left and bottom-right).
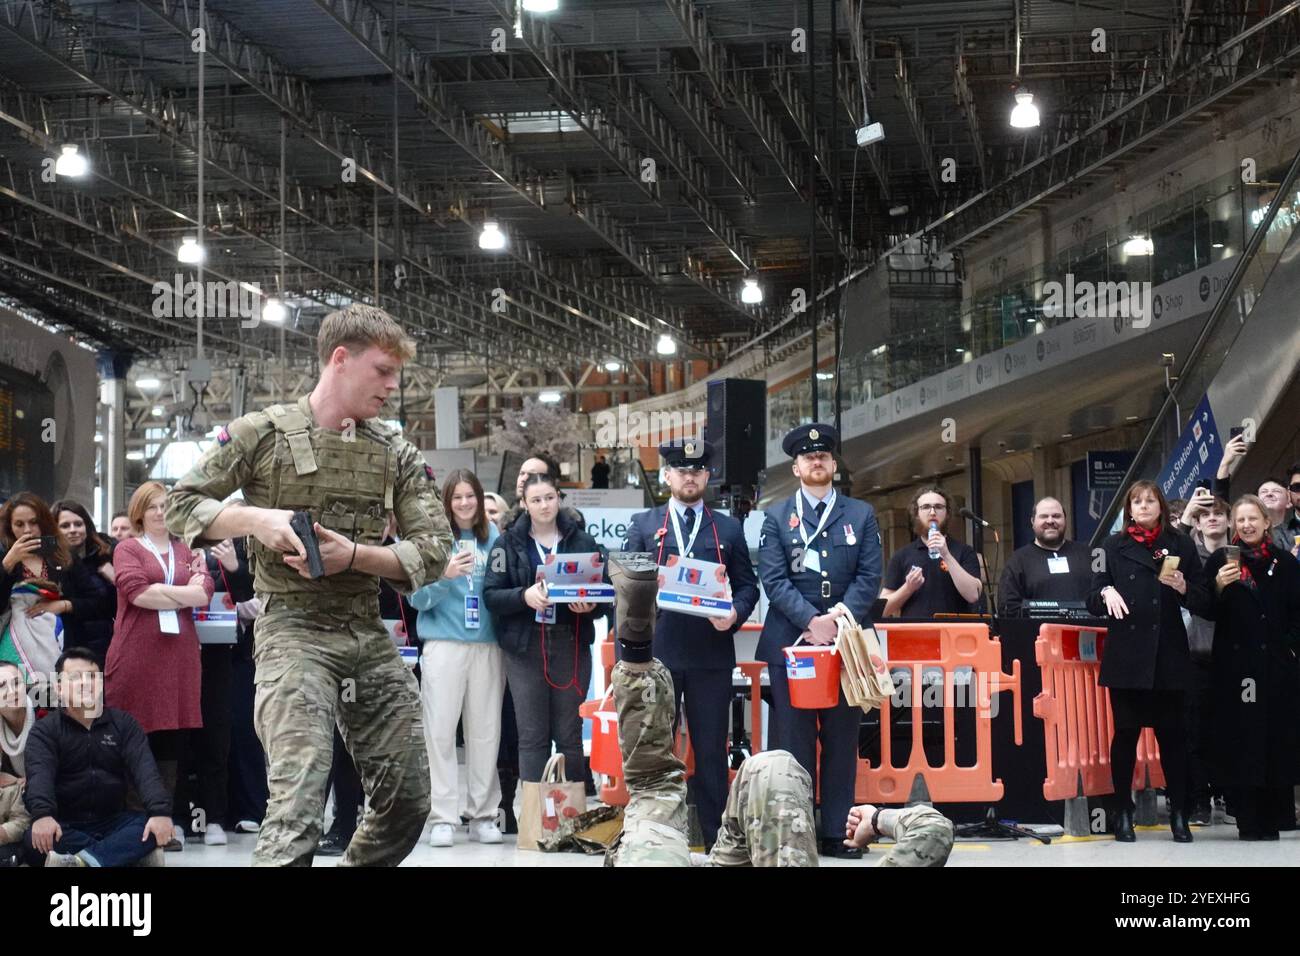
[{"x1": 106, "y1": 481, "x2": 213, "y2": 850}]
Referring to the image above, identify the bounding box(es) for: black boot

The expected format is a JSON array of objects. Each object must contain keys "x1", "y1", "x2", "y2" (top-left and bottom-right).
[
  {"x1": 1170, "y1": 810, "x2": 1193, "y2": 843},
  {"x1": 1113, "y1": 808, "x2": 1136, "y2": 843},
  {"x1": 316, "y1": 829, "x2": 350, "y2": 856}
]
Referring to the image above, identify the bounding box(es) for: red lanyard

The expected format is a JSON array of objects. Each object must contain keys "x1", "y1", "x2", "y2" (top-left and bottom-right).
[{"x1": 655, "y1": 504, "x2": 723, "y2": 566}]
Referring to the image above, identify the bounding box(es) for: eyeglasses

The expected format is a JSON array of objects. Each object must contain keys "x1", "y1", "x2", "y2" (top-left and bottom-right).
[
  {"x1": 1290, "y1": 482, "x2": 1300, "y2": 493},
  {"x1": 671, "y1": 465, "x2": 708, "y2": 474},
  {"x1": 917, "y1": 504, "x2": 947, "y2": 513}
]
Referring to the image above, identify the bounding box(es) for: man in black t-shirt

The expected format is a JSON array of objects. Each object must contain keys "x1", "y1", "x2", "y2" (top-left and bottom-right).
[
  {"x1": 996, "y1": 497, "x2": 1093, "y2": 616},
  {"x1": 881, "y1": 487, "x2": 982, "y2": 618}
]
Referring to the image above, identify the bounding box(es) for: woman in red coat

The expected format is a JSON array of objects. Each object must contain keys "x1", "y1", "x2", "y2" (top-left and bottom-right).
[{"x1": 106, "y1": 481, "x2": 213, "y2": 850}]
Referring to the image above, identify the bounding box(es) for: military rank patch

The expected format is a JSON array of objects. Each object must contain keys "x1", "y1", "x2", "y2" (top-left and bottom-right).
[{"x1": 216, "y1": 426, "x2": 231, "y2": 446}]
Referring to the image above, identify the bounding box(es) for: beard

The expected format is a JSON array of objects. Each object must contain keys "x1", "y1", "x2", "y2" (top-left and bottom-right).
[
  {"x1": 916, "y1": 517, "x2": 947, "y2": 536},
  {"x1": 1036, "y1": 526, "x2": 1064, "y2": 547},
  {"x1": 674, "y1": 484, "x2": 705, "y2": 505}
]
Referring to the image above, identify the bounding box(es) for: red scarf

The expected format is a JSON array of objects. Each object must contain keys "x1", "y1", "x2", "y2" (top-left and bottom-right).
[
  {"x1": 1233, "y1": 534, "x2": 1272, "y2": 590},
  {"x1": 1126, "y1": 522, "x2": 1162, "y2": 554}
]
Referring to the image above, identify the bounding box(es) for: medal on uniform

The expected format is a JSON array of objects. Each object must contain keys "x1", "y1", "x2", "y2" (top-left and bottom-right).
[{"x1": 844, "y1": 523, "x2": 857, "y2": 547}]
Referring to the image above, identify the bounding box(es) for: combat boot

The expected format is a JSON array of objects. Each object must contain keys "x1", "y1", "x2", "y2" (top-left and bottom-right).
[{"x1": 608, "y1": 551, "x2": 658, "y2": 662}]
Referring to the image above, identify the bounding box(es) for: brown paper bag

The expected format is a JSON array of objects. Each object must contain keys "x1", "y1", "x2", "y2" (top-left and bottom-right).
[
  {"x1": 517, "y1": 753, "x2": 587, "y2": 851},
  {"x1": 834, "y1": 605, "x2": 895, "y2": 712}
]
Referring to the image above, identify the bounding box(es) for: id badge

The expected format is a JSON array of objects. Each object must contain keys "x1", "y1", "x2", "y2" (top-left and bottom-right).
[
  {"x1": 801, "y1": 547, "x2": 821, "y2": 574},
  {"x1": 1047, "y1": 556, "x2": 1070, "y2": 574},
  {"x1": 535, "y1": 603, "x2": 556, "y2": 625},
  {"x1": 464, "y1": 594, "x2": 481, "y2": 630},
  {"x1": 158, "y1": 609, "x2": 181, "y2": 634}
]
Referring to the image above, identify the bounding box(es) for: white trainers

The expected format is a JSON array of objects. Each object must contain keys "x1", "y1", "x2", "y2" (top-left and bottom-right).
[
  {"x1": 428, "y1": 823, "x2": 455, "y2": 847},
  {"x1": 45, "y1": 851, "x2": 85, "y2": 868},
  {"x1": 204, "y1": 823, "x2": 228, "y2": 846},
  {"x1": 469, "y1": 820, "x2": 503, "y2": 844},
  {"x1": 233, "y1": 819, "x2": 260, "y2": 834}
]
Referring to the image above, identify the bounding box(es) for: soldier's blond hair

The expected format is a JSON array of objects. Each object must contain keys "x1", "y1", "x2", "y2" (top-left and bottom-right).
[{"x1": 317, "y1": 304, "x2": 416, "y2": 367}]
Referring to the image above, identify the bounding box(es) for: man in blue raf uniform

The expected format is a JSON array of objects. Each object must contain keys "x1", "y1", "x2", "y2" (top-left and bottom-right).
[
  {"x1": 623, "y1": 438, "x2": 759, "y2": 848},
  {"x1": 758, "y1": 423, "x2": 882, "y2": 859}
]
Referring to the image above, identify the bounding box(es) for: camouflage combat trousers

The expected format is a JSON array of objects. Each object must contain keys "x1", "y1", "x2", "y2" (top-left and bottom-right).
[
  {"x1": 251, "y1": 594, "x2": 430, "y2": 867},
  {"x1": 605, "y1": 660, "x2": 818, "y2": 867}
]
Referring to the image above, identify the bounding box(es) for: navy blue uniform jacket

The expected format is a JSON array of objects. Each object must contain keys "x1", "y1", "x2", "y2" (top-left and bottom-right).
[
  {"x1": 623, "y1": 504, "x2": 759, "y2": 671},
  {"x1": 756, "y1": 492, "x2": 883, "y2": 663}
]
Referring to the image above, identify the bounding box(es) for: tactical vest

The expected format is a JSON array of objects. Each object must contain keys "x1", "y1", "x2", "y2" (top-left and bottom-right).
[{"x1": 251, "y1": 397, "x2": 396, "y2": 595}]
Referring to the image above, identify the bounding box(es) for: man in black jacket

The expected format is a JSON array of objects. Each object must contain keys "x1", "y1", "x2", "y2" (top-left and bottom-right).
[{"x1": 22, "y1": 648, "x2": 174, "y2": 867}]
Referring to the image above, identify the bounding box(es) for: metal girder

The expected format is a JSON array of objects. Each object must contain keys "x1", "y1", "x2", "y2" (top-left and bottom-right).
[
  {"x1": 566, "y1": 181, "x2": 662, "y2": 281},
  {"x1": 832, "y1": 49, "x2": 889, "y2": 204},
  {"x1": 502, "y1": 1, "x2": 660, "y2": 206},
  {"x1": 607, "y1": 57, "x2": 752, "y2": 271},
  {"x1": 309, "y1": 0, "x2": 546, "y2": 208},
  {"x1": 309, "y1": 0, "x2": 687, "y2": 346},
  {"x1": 952, "y1": 53, "x2": 989, "y2": 191},
  {"x1": 134, "y1": 0, "x2": 429, "y2": 214},
  {"x1": 665, "y1": 65, "x2": 759, "y2": 203},
  {"x1": 664, "y1": 0, "x2": 853, "y2": 262},
  {"x1": 927, "y1": 2, "x2": 1300, "y2": 252},
  {"x1": 893, "y1": 46, "x2": 941, "y2": 197},
  {"x1": 810, "y1": 0, "x2": 1300, "y2": 366},
  {"x1": 0, "y1": 68, "x2": 653, "y2": 368}
]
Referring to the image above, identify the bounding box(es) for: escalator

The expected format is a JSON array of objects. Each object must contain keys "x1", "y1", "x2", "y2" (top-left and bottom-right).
[{"x1": 1091, "y1": 141, "x2": 1300, "y2": 543}]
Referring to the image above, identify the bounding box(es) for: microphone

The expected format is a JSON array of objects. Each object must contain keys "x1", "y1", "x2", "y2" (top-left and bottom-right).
[{"x1": 959, "y1": 507, "x2": 991, "y2": 528}]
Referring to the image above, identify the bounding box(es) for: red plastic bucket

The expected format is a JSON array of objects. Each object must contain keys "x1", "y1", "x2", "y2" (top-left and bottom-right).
[
  {"x1": 784, "y1": 645, "x2": 842, "y2": 709},
  {"x1": 589, "y1": 707, "x2": 622, "y2": 776}
]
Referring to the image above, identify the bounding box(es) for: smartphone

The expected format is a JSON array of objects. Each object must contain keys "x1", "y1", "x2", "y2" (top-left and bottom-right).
[
  {"x1": 1223, "y1": 545, "x2": 1241, "y2": 565},
  {"x1": 1160, "y1": 555, "x2": 1181, "y2": 576},
  {"x1": 456, "y1": 539, "x2": 475, "y2": 555},
  {"x1": 1229, "y1": 426, "x2": 1245, "y2": 441},
  {"x1": 37, "y1": 535, "x2": 59, "y2": 557}
]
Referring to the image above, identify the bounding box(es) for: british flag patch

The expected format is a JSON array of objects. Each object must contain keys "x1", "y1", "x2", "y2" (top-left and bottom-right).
[
  {"x1": 424, "y1": 463, "x2": 435, "y2": 481},
  {"x1": 216, "y1": 426, "x2": 231, "y2": 446}
]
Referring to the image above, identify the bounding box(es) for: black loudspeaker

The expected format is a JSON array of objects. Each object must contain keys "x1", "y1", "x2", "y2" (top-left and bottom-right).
[{"x1": 706, "y1": 378, "x2": 767, "y2": 489}]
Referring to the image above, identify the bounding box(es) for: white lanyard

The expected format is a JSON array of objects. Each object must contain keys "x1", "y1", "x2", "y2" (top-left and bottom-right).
[
  {"x1": 794, "y1": 489, "x2": 836, "y2": 548},
  {"x1": 140, "y1": 535, "x2": 175, "y2": 585},
  {"x1": 669, "y1": 503, "x2": 704, "y2": 558}
]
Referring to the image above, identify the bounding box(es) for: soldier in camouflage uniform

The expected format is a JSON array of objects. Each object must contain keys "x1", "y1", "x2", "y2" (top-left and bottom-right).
[
  {"x1": 843, "y1": 802, "x2": 955, "y2": 867},
  {"x1": 166, "y1": 305, "x2": 452, "y2": 867},
  {"x1": 603, "y1": 552, "x2": 954, "y2": 867}
]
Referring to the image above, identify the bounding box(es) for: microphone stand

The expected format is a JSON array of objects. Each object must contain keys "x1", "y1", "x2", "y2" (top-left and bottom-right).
[{"x1": 951, "y1": 511, "x2": 1049, "y2": 845}]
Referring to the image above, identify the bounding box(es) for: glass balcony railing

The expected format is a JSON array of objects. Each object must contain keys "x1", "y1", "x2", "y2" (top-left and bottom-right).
[{"x1": 767, "y1": 159, "x2": 1300, "y2": 445}]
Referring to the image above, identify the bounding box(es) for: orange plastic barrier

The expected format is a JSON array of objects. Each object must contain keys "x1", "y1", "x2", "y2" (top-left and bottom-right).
[
  {"x1": 1033, "y1": 623, "x2": 1166, "y2": 802},
  {"x1": 854, "y1": 622, "x2": 1022, "y2": 804},
  {"x1": 582, "y1": 652, "x2": 766, "y2": 806}
]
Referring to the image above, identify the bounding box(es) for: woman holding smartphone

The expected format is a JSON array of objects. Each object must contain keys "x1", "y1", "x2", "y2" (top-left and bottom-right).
[
  {"x1": 483, "y1": 472, "x2": 610, "y2": 784},
  {"x1": 410, "y1": 469, "x2": 506, "y2": 848},
  {"x1": 0, "y1": 492, "x2": 72, "y2": 682},
  {"x1": 1088, "y1": 480, "x2": 1211, "y2": 843},
  {"x1": 1202, "y1": 495, "x2": 1300, "y2": 840}
]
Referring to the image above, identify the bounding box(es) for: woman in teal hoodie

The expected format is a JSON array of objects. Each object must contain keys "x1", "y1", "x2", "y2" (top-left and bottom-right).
[{"x1": 411, "y1": 469, "x2": 505, "y2": 848}]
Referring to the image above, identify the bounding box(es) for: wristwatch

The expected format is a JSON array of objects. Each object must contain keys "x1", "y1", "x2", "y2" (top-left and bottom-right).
[{"x1": 870, "y1": 806, "x2": 884, "y2": 838}]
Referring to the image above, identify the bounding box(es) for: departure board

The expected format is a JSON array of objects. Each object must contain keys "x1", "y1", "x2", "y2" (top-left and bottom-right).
[{"x1": 0, "y1": 365, "x2": 56, "y2": 502}]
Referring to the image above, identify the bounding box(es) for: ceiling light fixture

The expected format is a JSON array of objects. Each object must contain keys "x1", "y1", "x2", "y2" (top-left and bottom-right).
[
  {"x1": 55, "y1": 144, "x2": 89, "y2": 177},
  {"x1": 1122, "y1": 234, "x2": 1154, "y2": 256},
  {"x1": 177, "y1": 237, "x2": 204, "y2": 264},
  {"x1": 262, "y1": 298, "x2": 287, "y2": 324},
  {"x1": 1010, "y1": 90, "x2": 1039, "y2": 129},
  {"x1": 479, "y1": 221, "x2": 507, "y2": 251}
]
